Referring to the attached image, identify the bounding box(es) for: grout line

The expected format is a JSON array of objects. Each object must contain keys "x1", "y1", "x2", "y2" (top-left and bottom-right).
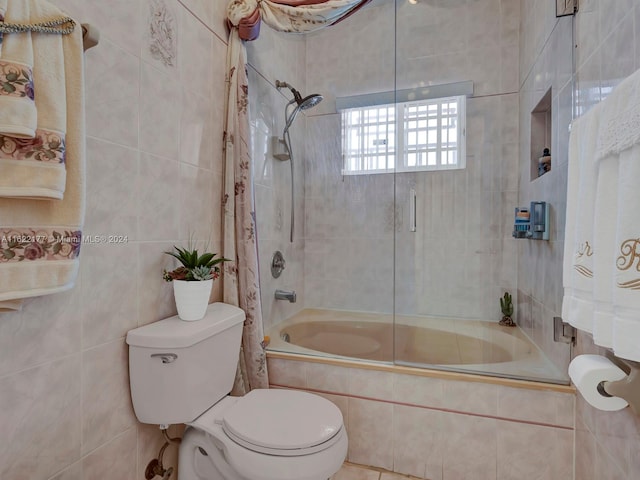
[{"x1": 272, "y1": 383, "x2": 575, "y2": 431}]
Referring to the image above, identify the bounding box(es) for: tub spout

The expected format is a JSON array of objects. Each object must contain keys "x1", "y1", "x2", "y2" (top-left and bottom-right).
[{"x1": 275, "y1": 289, "x2": 296, "y2": 303}]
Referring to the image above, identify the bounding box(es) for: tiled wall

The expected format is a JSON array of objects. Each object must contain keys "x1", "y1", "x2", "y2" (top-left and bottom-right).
[
  {"x1": 246, "y1": 30, "x2": 307, "y2": 330},
  {"x1": 303, "y1": 0, "x2": 521, "y2": 319},
  {"x1": 0, "y1": 1, "x2": 302, "y2": 479},
  {"x1": 268, "y1": 356, "x2": 574, "y2": 480},
  {"x1": 519, "y1": 0, "x2": 640, "y2": 479},
  {"x1": 517, "y1": 0, "x2": 573, "y2": 374}
]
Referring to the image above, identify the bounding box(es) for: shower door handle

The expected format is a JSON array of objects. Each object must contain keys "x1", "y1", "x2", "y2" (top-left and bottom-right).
[{"x1": 409, "y1": 189, "x2": 417, "y2": 232}]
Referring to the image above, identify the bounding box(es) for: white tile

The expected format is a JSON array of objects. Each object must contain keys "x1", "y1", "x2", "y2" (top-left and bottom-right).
[
  {"x1": 80, "y1": 242, "x2": 139, "y2": 348},
  {"x1": 82, "y1": 340, "x2": 136, "y2": 454},
  {"x1": 81, "y1": 0, "x2": 142, "y2": 57},
  {"x1": 0, "y1": 287, "x2": 82, "y2": 377},
  {"x1": 136, "y1": 241, "x2": 178, "y2": 326},
  {"x1": 84, "y1": 138, "x2": 138, "y2": 240},
  {"x1": 497, "y1": 421, "x2": 573, "y2": 480},
  {"x1": 347, "y1": 398, "x2": 393, "y2": 471},
  {"x1": 84, "y1": 39, "x2": 139, "y2": 148},
  {"x1": 0, "y1": 356, "x2": 81, "y2": 480},
  {"x1": 267, "y1": 358, "x2": 307, "y2": 388},
  {"x1": 393, "y1": 404, "x2": 444, "y2": 479},
  {"x1": 179, "y1": 5, "x2": 214, "y2": 100},
  {"x1": 137, "y1": 153, "x2": 180, "y2": 241},
  {"x1": 82, "y1": 428, "x2": 136, "y2": 480},
  {"x1": 306, "y1": 363, "x2": 350, "y2": 394},
  {"x1": 443, "y1": 413, "x2": 497, "y2": 480},
  {"x1": 349, "y1": 368, "x2": 394, "y2": 400},
  {"x1": 139, "y1": 62, "x2": 181, "y2": 160}
]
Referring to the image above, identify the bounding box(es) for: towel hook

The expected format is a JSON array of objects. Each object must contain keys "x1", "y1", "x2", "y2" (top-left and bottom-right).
[{"x1": 81, "y1": 23, "x2": 100, "y2": 51}]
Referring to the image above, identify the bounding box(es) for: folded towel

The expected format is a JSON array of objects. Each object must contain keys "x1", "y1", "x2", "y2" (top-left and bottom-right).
[
  {"x1": 612, "y1": 143, "x2": 640, "y2": 361},
  {"x1": 0, "y1": 0, "x2": 68, "y2": 200},
  {"x1": 574, "y1": 66, "x2": 640, "y2": 362},
  {"x1": 561, "y1": 104, "x2": 602, "y2": 333},
  {"x1": 591, "y1": 155, "x2": 618, "y2": 347},
  {"x1": 0, "y1": 0, "x2": 84, "y2": 306},
  {"x1": 0, "y1": 0, "x2": 37, "y2": 138}
]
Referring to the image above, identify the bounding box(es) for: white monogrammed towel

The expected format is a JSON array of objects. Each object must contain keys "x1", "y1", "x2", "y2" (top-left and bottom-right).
[
  {"x1": 562, "y1": 103, "x2": 602, "y2": 333},
  {"x1": 593, "y1": 68, "x2": 640, "y2": 361}
]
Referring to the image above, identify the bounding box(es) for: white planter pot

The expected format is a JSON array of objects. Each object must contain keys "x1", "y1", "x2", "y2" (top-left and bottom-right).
[{"x1": 173, "y1": 279, "x2": 213, "y2": 321}]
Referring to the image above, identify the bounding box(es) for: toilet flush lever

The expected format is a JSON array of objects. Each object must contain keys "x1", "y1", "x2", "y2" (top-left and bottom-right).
[{"x1": 151, "y1": 353, "x2": 178, "y2": 364}]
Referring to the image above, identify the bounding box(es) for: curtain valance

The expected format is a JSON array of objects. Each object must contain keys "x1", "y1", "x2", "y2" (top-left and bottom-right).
[{"x1": 227, "y1": 0, "x2": 372, "y2": 41}]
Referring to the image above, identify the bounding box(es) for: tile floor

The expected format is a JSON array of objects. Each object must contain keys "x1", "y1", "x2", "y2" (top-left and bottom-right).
[{"x1": 332, "y1": 462, "x2": 419, "y2": 480}]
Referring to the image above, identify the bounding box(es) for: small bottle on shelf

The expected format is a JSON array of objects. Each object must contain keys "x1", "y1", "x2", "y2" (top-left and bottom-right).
[{"x1": 538, "y1": 148, "x2": 551, "y2": 177}]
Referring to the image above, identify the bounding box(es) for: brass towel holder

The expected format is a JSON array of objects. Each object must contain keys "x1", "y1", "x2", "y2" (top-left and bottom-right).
[{"x1": 0, "y1": 18, "x2": 99, "y2": 51}]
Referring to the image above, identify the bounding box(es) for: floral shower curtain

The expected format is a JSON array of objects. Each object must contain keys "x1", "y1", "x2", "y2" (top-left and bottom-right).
[{"x1": 224, "y1": 0, "x2": 371, "y2": 394}]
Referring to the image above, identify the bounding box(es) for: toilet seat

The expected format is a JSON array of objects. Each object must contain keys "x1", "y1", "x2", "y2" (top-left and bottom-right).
[{"x1": 220, "y1": 389, "x2": 343, "y2": 456}]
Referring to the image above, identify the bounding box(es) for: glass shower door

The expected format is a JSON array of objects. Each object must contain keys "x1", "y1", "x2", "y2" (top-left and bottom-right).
[{"x1": 392, "y1": 0, "x2": 570, "y2": 383}]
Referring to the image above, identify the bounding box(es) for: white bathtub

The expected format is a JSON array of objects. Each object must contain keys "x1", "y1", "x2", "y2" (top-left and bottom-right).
[{"x1": 266, "y1": 309, "x2": 568, "y2": 384}]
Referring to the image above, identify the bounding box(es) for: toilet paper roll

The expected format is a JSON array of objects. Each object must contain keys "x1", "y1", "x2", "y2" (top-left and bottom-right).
[{"x1": 569, "y1": 355, "x2": 629, "y2": 411}]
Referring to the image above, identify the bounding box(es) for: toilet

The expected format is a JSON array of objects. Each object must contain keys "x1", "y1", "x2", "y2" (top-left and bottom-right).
[{"x1": 126, "y1": 302, "x2": 347, "y2": 480}]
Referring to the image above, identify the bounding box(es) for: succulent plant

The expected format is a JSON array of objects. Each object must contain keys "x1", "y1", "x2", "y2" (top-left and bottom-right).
[
  {"x1": 499, "y1": 292, "x2": 516, "y2": 326},
  {"x1": 500, "y1": 292, "x2": 513, "y2": 316},
  {"x1": 162, "y1": 241, "x2": 229, "y2": 282},
  {"x1": 189, "y1": 265, "x2": 214, "y2": 281}
]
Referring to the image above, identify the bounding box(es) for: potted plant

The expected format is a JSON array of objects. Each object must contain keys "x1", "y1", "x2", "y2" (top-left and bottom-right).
[
  {"x1": 163, "y1": 244, "x2": 228, "y2": 321},
  {"x1": 499, "y1": 292, "x2": 516, "y2": 327}
]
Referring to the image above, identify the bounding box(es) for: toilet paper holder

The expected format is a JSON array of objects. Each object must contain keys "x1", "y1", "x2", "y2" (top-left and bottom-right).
[{"x1": 600, "y1": 353, "x2": 640, "y2": 415}]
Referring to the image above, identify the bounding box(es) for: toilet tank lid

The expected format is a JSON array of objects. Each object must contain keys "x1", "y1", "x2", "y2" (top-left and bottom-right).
[{"x1": 126, "y1": 303, "x2": 245, "y2": 349}]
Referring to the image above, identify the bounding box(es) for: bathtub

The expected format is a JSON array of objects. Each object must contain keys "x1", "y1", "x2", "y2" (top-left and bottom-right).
[{"x1": 266, "y1": 308, "x2": 568, "y2": 384}]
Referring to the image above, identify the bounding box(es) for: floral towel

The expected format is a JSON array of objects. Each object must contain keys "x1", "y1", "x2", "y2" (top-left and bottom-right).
[
  {"x1": 0, "y1": 0, "x2": 38, "y2": 139},
  {"x1": 0, "y1": 0, "x2": 70, "y2": 200},
  {"x1": 0, "y1": 0, "x2": 85, "y2": 309}
]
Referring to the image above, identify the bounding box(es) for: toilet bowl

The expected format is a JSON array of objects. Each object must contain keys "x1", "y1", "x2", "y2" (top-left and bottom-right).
[
  {"x1": 179, "y1": 391, "x2": 347, "y2": 480},
  {"x1": 126, "y1": 303, "x2": 347, "y2": 480}
]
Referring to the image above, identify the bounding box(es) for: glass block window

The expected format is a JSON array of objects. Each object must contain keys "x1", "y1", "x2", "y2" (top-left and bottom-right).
[{"x1": 341, "y1": 96, "x2": 466, "y2": 175}]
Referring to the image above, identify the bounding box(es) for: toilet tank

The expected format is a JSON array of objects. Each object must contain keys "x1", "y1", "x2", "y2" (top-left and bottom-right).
[{"x1": 126, "y1": 303, "x2": 245, "y2": 425}]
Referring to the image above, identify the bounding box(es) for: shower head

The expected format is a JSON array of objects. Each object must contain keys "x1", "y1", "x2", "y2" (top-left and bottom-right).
[
  {"x1": 298, "y1": 93, "x2": 323, "y2": 110},
  {"x1": 276, "y1": 80, "x2": 323, "y2": 111},
  {"x1": 276, "y1": 80, "x2": 324, "y2": 137}
]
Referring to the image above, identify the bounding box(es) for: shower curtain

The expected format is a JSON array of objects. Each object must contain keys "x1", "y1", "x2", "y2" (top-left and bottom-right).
[{"x1": 224, "y1": 0, "x2": 371, "y2": 394}]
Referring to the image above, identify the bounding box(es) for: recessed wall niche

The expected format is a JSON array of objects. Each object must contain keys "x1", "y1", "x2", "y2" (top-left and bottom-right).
[{"x1": 530, "y1": 88, "x2": 552, "y2": 180}]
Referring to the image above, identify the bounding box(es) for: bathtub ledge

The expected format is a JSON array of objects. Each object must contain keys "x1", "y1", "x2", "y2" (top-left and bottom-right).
[{"x1": 266, "y1": 351, "x2": 576, "y2": 394}]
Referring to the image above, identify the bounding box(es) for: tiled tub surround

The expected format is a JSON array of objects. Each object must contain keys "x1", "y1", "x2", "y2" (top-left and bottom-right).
[
  {"x1": 267, "y1": 309, "x2": 568, "y2": 384},
  {"x1": 267, "y1": 354, "x2": 574, "y2": 480}
]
